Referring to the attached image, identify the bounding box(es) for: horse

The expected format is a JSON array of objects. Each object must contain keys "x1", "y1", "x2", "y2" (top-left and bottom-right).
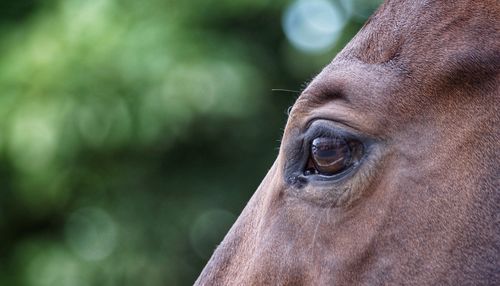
[{"x1": 196, "y1": 0, "x2": 500, "y2": 284}]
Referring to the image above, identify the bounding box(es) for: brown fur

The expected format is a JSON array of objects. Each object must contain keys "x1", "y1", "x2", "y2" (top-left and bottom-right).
[{"x1": 196, "y1": 0, "x2": 500, "y2": 285}]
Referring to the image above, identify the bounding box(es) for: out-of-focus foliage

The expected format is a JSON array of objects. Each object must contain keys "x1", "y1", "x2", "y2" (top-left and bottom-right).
[{"x1": 0, "y1": 0, "x2": 381, "y2": 285}]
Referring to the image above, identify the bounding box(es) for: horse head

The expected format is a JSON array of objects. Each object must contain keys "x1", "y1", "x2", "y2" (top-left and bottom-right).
[{"x1": 196, "y1": 0, "x2": 499, "y2": 284}]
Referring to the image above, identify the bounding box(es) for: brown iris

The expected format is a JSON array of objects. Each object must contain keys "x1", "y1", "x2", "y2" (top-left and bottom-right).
[{"x1": 305, "y1": 136, "x2": 354, "y2": 176}]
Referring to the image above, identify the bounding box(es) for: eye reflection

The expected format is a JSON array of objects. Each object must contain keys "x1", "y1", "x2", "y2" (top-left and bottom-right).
[{"x1": 304, "y1": 136, "x2": 362, "y2": 176}]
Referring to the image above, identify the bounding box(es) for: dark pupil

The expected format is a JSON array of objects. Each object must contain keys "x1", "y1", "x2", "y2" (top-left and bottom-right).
[{"x1": 310, "y1": 137, "x2": 351, "y2": 175}]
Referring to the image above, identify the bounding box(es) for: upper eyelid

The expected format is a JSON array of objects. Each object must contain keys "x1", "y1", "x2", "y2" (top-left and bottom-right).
[
  {"x1": 303, "y1": 117, "x2": 362, "y2": 134},
  {"x1": 304, "y1": 119, "x2": 380, "y2": 148},
  {"x1": 304, "y1": 121, "x2": 362, "y2": 143},
  {"x1": 306, "y1": 127, "x2": 353, "y2": 139}
]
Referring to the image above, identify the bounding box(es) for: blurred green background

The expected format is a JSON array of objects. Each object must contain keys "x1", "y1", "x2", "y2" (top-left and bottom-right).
[{"x1": 0, "y1": 0, "x2": 381, "y2": 285}]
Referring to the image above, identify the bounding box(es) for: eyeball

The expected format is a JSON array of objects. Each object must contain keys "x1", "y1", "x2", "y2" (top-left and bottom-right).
[{"x1": 304, "y1": 136, "x2": 362, "y2": 176}]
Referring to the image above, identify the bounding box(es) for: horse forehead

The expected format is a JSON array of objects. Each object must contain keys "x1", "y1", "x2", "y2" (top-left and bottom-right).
[
  {"x1": 293, "y1": 0, "x2": 499, "y2": 119},
  {"x1": 344, "y1": 0, "x2": 500, "y2": 65}
]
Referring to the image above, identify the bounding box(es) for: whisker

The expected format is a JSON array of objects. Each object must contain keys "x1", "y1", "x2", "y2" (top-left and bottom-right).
[{"x1": 271, "y1": 88, "x2": 300, "y2": 93}]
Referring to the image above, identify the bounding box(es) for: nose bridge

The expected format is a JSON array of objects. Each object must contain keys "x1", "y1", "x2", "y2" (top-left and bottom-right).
[{"x1": 195, "y1": 160, "x2": 281, "y2": 285}]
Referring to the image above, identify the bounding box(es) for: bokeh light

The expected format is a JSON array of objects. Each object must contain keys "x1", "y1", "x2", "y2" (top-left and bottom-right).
[
  {"x1": 25, "y1": 245, "x2": 85, "y2": 286},
  {"x1": 65, "y1": 207, "x2": 118, "y2": 261},
  {"x1": 283, "y1": 0, "x2": 347, "y2": 54}
]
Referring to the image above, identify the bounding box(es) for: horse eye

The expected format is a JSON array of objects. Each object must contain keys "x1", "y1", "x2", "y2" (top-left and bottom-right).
[{"x1": 304, "y1": 136, "x2": 361, "y2": 176}]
